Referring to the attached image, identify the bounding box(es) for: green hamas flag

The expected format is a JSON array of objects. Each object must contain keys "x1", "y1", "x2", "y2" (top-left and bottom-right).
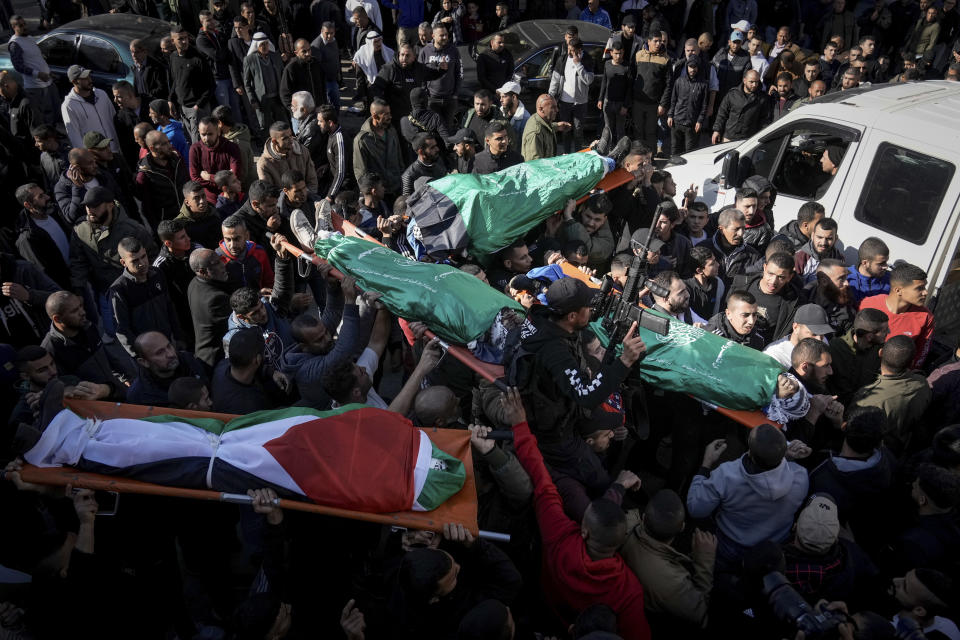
[
  {"x1": 591, "y1": 313, "x2": 782, "y2": 410},
  {"x1": 315, "y1": 234, "x2": 523, "y2": 344},
  {"x1": 406, "y1": 153, "x2": 609, "y2": 261}
]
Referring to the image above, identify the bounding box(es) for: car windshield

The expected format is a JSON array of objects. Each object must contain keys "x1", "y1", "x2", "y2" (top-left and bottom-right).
[{"x1": 475, "y1": 23, "x2": 537, "y2": 59}]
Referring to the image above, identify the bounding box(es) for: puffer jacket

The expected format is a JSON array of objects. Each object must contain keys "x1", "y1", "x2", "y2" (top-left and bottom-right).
[{"x1": 713, "y1": 86, "x2": 770, "y2": 141}]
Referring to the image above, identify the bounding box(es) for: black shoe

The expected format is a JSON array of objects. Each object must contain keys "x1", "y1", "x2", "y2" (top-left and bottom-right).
[
  {"x1": 38, "y1": 379, "x2": 65, "y2": 432},
  {"x1": 593, "y1": 128, "x2": 613, "y2": 156},
  {"x1": 609, "y1": 135, "x2": 633, "y2": 165}
]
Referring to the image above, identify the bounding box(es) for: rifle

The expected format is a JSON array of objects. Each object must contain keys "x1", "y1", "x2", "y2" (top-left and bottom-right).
[{"x1": 591, "y1": 204, "x2": 671, "y2": 363}]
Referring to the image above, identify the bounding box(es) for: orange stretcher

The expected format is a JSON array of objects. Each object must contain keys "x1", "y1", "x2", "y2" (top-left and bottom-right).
[{"x1": 19, "y1": 399, "x2": 481, "y2": 536}]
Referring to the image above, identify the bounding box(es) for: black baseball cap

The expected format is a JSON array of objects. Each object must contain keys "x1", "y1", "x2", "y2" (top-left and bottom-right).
[
  {"x1": 81, "y1": 186, "x2": 114, "y2": 207},
  {"x1": 546, "y1": 278, "x2": 595, "y2": 314}
]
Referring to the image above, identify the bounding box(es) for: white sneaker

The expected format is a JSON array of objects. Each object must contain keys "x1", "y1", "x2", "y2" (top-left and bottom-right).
[{"x1": 290, "y1": 208, "x2": 317, "y2": 250}]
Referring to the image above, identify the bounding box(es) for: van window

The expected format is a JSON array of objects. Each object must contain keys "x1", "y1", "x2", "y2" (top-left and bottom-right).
[{"x1": 854, "y1": 143, "x2": 955, "y2": 245}]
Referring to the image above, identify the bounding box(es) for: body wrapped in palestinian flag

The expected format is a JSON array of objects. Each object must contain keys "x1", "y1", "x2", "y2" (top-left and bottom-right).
[
  {"x1": 405, "y1": 153, "x2": 612, "y2": 260},
  {"x1": 315, "y1": 234, "x2": 524, "y2": 345},
  {"x1": 25, "y1": 405, "x2": 466, "y2": 513}
]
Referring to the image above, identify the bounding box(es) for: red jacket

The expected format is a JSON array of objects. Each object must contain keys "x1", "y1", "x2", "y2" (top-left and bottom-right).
[
  {"x1": 860, "y1": 294, "x2": 935, "y2": 368},
  {"x1": 216, "y1": 240, "x2": 274, "y2": 290},
  {"x1": 189, "y1": 138, "x2": 243, "y2": 203},
  {"x1": 511, "y1": 420, "x2": 651, "y2": 640}
]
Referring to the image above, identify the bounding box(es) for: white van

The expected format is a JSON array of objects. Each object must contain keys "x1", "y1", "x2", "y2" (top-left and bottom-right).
[{"x1": 665, "y1": 81, "x2": 960, "y2": 354}]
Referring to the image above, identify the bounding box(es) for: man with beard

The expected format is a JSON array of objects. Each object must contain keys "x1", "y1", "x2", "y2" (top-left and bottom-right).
[
  {"x1": 15, "y1": 182, "x2": 72, "y2": 290},
  {"x1": 136, "y1": 131, "x2": 189, "y2": 229},
  {"x1": 785, "y1": 337, "x2": 845, "y2": 448},
  {"x1": 55, "y1": 148, "x2": 126, "y2": 225},
  {"x1": 847, "y1": 237, "x2": 890, "y2": 306},
  {"x1": 706, "y1": 290, "x2": 765, "y2": 349},
  {"x1": 187, "y1": 248, "x2": 235, "y2": 367},
  {"x1": 763, "y1": 303, "x2": 834, "y2": 369},
  {"x1": 401, "y1": 132, "x2": 445, "y2": 196},
  {"x1": 462, "y1": 89, "x2": 515, "y2": 149},
  {"x1": 649, "y1": 270, "x2": 706, "y2": 325},
  {"x1": 289, "y1": 91, "x2": 325, "y2": 172},
  {"x1": 736, "y1": 251, "x2": 801, "y2": 344},
  {"x1": 497, "y1": 81, "x2": 530, "y2": 140},
  {"x1": 111, "y1": 81, "x2": 153, "y2": 170},
  {"x1": 371, "y1": 43, "x2": 445, "y2": 124},
  {"x1": 279, "y1": 272, "x2": 375, "y2": 408},
  {"x1": 476, "y1": 33, "x2": 514, "y2": 93},
  {"x1": 190, "y1": 116, "x2": 244, "y2": 204},
  {"x1": 804, "y1": 259, "x2": 856, "y2": 335},
  {"x1": 560, "y1": 193, "x2": 616, "y2": 273},
  {"x1": 795, "y1": 217, "x2": 844, "y2": 284},
  {"x1": 126, "y1": 331, "x2": 209, "y2": 406},
  {"x1": 828, "y1": 308, "x2": 888, "y2": 406}
]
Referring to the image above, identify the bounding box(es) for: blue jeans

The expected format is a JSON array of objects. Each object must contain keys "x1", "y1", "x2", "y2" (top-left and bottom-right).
[
  {"x1": 214, "y1": 78, "x2": 240, "y2": 117},
  {"x1": 325, "y1": 80, "x2": 340, "y2": 110},
  {"x1": 97, "y1": 291, "x2": 116, "y2": 336}
]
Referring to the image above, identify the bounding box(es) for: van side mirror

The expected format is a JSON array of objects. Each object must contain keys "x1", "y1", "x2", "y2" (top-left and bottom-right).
[{"x1": 720, "y1": 150, "x2": 740, "y2": 189}]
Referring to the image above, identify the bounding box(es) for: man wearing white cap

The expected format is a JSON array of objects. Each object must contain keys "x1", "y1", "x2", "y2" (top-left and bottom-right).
[
  {"x1": 497, "y1": 80, "x2": 530, "y2": 139},
  {"x1": 61, "y1": 65, "x2": 120, "y2": 154},
  {"x1": 243, "y1": 32, "x2": 288, "y2": 129}
]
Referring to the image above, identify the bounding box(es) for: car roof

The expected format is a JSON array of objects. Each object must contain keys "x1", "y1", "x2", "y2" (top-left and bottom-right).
[
  {"x1": 505, "y1": 19, "x2": 611, "y2": 45},
  {"x1": 47, "y1": 14, "x2": 172, "y2": 43},
  {"x1": 801, "y1": 81, "x2": 960, "y2": 146}
]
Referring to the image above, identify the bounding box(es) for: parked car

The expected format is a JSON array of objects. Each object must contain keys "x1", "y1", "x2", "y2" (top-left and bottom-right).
[
  {"x1": 0, "y1": 14, "x2": 168, "y2": 97},
  {"x1": 457, "y1": 19, "x2": 610, "y2": 132},
  {"x1": 666, "y1": 81, "x2": 960, "y2": 356}
]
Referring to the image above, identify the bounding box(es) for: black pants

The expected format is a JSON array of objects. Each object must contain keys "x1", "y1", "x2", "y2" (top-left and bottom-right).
[
  {"x1": 428, "y1": 95, "x2": 458, "y2": 130},
  {"x1": 632, "y1": 100, "x2": 658, "y2": 152},
  {"x1": 671, "y1": 123, "x2": 699, "y2": 154},
  {"x1": 557, "y1": 100, "x2": 586, "y2": 154}
]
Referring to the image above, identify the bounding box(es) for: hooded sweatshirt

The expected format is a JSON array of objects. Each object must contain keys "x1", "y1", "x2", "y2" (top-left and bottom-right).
[
  {"x1": 223, "y1": 125, "x2": 256, "y2": 191},
  {"x1": 686, "y1": 455, "x2": 808, "y2": 547},
  {"x1": 61, "y1": 88, "x2": 120, "y2": 153}
]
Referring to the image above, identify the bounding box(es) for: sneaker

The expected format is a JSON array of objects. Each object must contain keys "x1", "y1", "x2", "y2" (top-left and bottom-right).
[
  {"x1": 593, "y1": 128, "x2": 612, "y2": 155},
  {"x1": 609, "y1": 135, "x2": 632, "y2": 165},
  {"x1": 315, "y1": 199, "x2": 333, "y2": 232},
  {"x1": 290, "y1": 208, "x2": 318, "y2": 250}
]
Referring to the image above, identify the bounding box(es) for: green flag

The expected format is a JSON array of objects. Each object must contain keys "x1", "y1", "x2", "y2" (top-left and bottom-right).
[
  {"x1": 591, "y1": 313, "x2": 782, "y2": 410},
  {"x1": 315, "y1": 234, "x2": 523, "y2": 344},
  {"x1": 407, "y1": 153, "x2": 609, "y2": 261}
]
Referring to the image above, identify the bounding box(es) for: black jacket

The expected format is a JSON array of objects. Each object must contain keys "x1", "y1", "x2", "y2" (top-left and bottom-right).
[
  {"x1": 16, "y1": 207, "x2": 73, "y2": 289},
  {"x1": 2, "y1": 89, "x2": 39, "y2": 143},
  {"x1": 132, "y1": 55, "x2": 169, "y2": 100},
  {"x1": 294, "y1": 116, "x2": 327, "y2": 173},
  {"x1": 126, "y1": 351, "x2": 209, "y2": 407},
  {"x1": 401, "y1": 108, "x2": 452, "y2": 148},
  {"x1": 168, "y1": 47, "x2": 215, "y2": 109},
  {"x1": 668, "y1": 72, "x2": 708, "y2": 127},
  {"x1": 0, "y1": 254, "x2": 59, "y2": 348},
  {"x1": 153, "y1": 244, "x2": 199, "y2": 351},
  {"x1": 309, "y1": 35, "x2": 341, "y2": 81},
  {"x1": 740, "y1": 272, "x2": 801, "y2": 343},
  {"x1": 54, "y1": 169, "x2": 123, "y2": 225},
  {"x1": 187, "y1": 275, "x2": 233, "y2": 367},
  {"x1": 710, "y1": 230, "x2": 760, "y2": 283},
  {"x1": 114, "y1": 103, "x2": 153, "y2": 170},
  {"x1": 714, "y1": 86, "x2": 770, "y2": 141},
  {"x1": 135, "y1": 152, "x2": 189, "y2": 227},
  {"x1": 323, "y1": 126, "x2": 351, "y2": 198},
  {"x1": 778, "y1": 219, "x2": 809, "y2": 251},
  {"x1": 476, "y1": 47, "x2": 514, "y2": 92},
  {"x1": 211, "y1": 358, "x2": 292, "y2": 413},
  {"x1": 41, "y1": 322, "x2": 135, "y2": 397},
  {"x1": 279, "y1": 57, "x2": 327, "y2": 109},
  {"x1": 705, "y1": 312, "x2": 765, "y2": 350},
  {"x1": 195, "y1": 28, "x2": 232, "y2": 80},
  {"x1": 401, "y1": 159, "x2": 446, "y2": 196},
  {"x1": 473, "y1": 148, "x2": 523, "y2": 175},
  {"x1": 227, "y1": 35, "x2": 252, "y2": 90},
  {"x1": 808, "y1": 449, "x2": 896, "y2": 541},
  {"x1": 108, "y1": 267, "x2": 182, "y2": 356},
  {"x1": 372, "y1": 60, "x2": 446, "y2": 119}
]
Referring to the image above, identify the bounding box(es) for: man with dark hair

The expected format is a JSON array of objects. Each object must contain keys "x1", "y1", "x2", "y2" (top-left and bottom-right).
[
  {"x1": 279, "y1": 39, "x2": 326, "y2": 113},
  {"x1": 707, "y1": 290, "x2": 765, "y2": 349},
  {"x1": 15, "y1": 182, "x2": 72, "y2": 290},
  {"x1": 356, "y1": 172, "x2": 389, "y2": 228},
  {"x1": 317, "y1": 104, "x2": 352, "y2": 201},
  {"x1": 154, "y1": 219, "x2": 201, "y2": 351},
  {"x1": 804, "y1": 258, "x2": 855, "y2": 334},
  {"x1": 560, "y1": 193, "x2": 616, "y2": 273},
  {"x1": 175, "y1": 181, "x2": 223, "y2": 249},
  {"x1": 685, "y1": 245, "x2": 725, "y2": 320},
  {"x1": 762, "y1": 303, "x2": 834, "y2": 369},
  {"x1": 417, "y1": 23, "x2": 463, "y2": 128},
  {"x1": 212, "y1": 327, "x2": 291, "y2": 413},
  {"x1": 649, "y1": 270, "x2": 706, "y2": 325},
  {"x1": 500, "y1": 389, "x2": 650, "y2": 640},
  {"x1": 126, "y1": 331, "x2": 209, "y2": 407},
  {"x1": 147, "y1": 99, "x2": 191, "y2": 164},
  {"x1": 687, "y1": 424, "x2": 808, "y2": 566},
  {"x1": 136, "y1": 130, "x2": 190, "y2": 229},
  {"x1": 712, "y1": 70, "x2": 769, "y2": 144},
  {"x1": 735, "y1": 251, "x2": 800, "y2": 343},
  {"x1": 168, "y1": 26, "x2": 216, "y2": 143},
  {"x1": 894, "y1": 465, "x2": 960, "y2": 575},
  {"x1": 860, "y1": 263, "x2": 935, "y2": 369},
  {"x1": 354, "y1": 99, "x2": 405, "y2": 198},
  {"x1": 476, "y1": 33, "x2": 514, "y2": 93},
  {"x1": 462, "y1": 89, "x2": 513, "y2": 148},
  {"x1": 109, "y1": 236, "x2": 182, "y2": 357},
  {"x1": 827, "y1": 307, "x2": 888, "y2": 406},
  {"x1": 847, "y1": 236, "x2": 890, "y2": 305},
  {"x1": 733, "y1": 187, "x2": 772, "y2": 254},
  {"x1": 850, "y1": 335, "x2": 932, "y2": 455},
  {"x1": 779, "y1": 201, "x2": 825, "y2": 251},
  {"x1": 279, "y1": 274, "x2": 374, "y2": 408},
  {"x1": 370, "y1": 43, "x2": 445, "y2": 124},
  {"x1": 548, "y1": 38, "x2": 594, "y2": 153},
  {"x1": 235, "y1": 179, "x2": 285, "y2": 255},
  {"x1": 213, "y1": 105, "x2": 256, "y2": 191},
  {"x1": 111, "y1": 80, "x2": 153, "y2": 170},
  {"x1": 401, "y1": 132, "x2": 445, "y2": 196},
  {"x1": 449, "y1": 128, "x2": 478, "y2": 174},
  {"x1": 55, "y1": 147, "x2": 126, "y2": 225},
  {"x1": 620, "y1": 488, "x2": 716, "y2": 628},
  {"x1": 187, "y1": 247, "x2": 238, "y2": 372},
  {"x1": 487, "y1": 240, "x2": 533, "y2": 293},
  {"x1": 217, "y1": 215, "x2": 274, "y2": 291},
  {"x1": 190, "y1": 115, "x2": 244, "y2": 205},
  {"x1": 711, "y1": 208, "x2": 760, "y2": 284},
  {"x1": 890, "y1": 568, "x2": 959, "y2": 638},
  {"x1": 808, "y1": 406, "x2": 896, "y2": 547},
  {"x1": 633, "y1": 31, "x2": 671, "y2": 153},
  {"x1": 794, "y1": 217, "x2": 843, "y2": 284},
  {"x1": 473, "y1": 121, "x2": 523, "y2": 175},
  {"x1": 651, "y1": 200, "x2": 693, "y2": 275},
  {"x1": 309, "y1": 21, "x2": 341, "y2": 109}
]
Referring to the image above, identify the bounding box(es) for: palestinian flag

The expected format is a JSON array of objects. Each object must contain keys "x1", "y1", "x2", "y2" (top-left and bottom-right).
[
  {"x1": 591, "y1": 312, "x2": 783, "y2": 411},
  {"x1": 314, "y1": 234, "x2": 523, "y2": 345},
  {"x1": 25, "y1": 405, "x2": 466, "y2": 513},
  {"x1": 405, "y1": 153, "x2": 611, "y2": 261}
]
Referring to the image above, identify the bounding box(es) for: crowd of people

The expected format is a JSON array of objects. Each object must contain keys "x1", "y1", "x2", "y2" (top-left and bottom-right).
[{"x1": 1, "y1": 0, "x2": 960, "y2": 638}]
